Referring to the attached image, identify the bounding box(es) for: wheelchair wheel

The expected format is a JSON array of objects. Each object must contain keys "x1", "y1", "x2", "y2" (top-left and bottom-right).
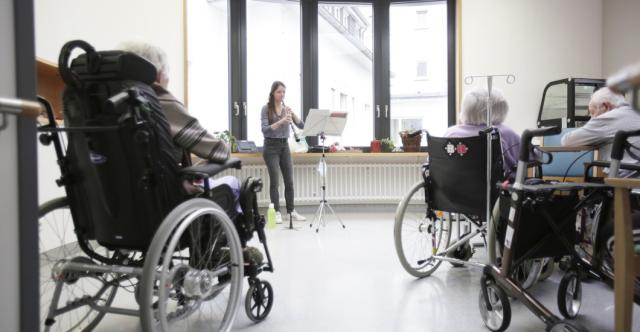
[
  {"x1": 140, "y1": 198, "x2": 244, "y2": 332},
  {"x1": 558, "y1": 270, "x2": 582, "y2": 319},
  {"x1": 478, "y1": 280, "x2": 511, "y2": 332},
  {"x1": 39, "y1": 197, "x2": 117, "y2": 332},
  {"x1": 245, "y1": 279, "x2": 274, "y2": 322},
  {"x1": 394, "y1": 181, "x2": 452, "y2": 278}
]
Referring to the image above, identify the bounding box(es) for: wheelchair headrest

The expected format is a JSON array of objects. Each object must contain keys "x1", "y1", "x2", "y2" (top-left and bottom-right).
[{"x1": 59, "y1": 40, "x2": 157, "y2": 88}]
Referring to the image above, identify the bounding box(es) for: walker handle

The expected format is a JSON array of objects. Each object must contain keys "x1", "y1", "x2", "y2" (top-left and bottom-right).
[
  {"x1": 611, "y1": 129, "x2": 640, "y2": 161},
  {"x1": 519, "y1": 126, "x2": 561, "y2": 162}
]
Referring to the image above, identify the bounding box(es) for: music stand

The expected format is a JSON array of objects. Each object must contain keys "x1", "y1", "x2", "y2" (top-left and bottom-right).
[{"x1": 302, "y1": 109, "x2": 347, "y2": 232}]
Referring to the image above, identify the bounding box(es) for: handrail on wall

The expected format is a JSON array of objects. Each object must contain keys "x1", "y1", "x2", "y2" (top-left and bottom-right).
[{"x1": 0, "y1": 96, "x2": 43, "y2": 131}]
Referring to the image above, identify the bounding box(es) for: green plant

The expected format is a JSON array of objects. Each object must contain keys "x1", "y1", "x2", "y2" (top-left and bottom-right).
[
  {"x1": 380, "y1": 137, "x2": 395, "y2": 152},
  {"x1": 214, "y1": 130, "x2": 238, "y2": 153}
]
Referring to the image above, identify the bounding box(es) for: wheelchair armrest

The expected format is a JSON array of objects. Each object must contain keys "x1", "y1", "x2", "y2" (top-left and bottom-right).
[{"x1": 180, "y1": 157, "x2": 242, "y2": 179}]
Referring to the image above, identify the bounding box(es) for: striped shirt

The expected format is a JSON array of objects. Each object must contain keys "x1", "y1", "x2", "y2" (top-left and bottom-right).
[{"x1": 153, "y1": 84, "x2": 230, "y2": 163}]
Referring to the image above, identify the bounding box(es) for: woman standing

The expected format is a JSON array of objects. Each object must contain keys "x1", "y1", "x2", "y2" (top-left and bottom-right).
[{"x1": 261, "y1": 81, "x2": 306, "y2": 224}]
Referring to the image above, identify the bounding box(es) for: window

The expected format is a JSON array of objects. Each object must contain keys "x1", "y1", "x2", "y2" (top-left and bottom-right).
[
  {"x1": 185, "y1": 0, "x2": 455, "y2": 145},
  {"x1": 575, "y1": 84, "x2": 597, "y2": 117},
  {"x1": 416, "y1": 10, "x2": 428, "y2": 29},
  {"x1": 246, "y1": 0, "x2": 301, "y2": 144},
  {"x1": 416, "y1": 61, "x2": 428, "y2": 79},
  {"x1": 319, "y1": 3, "x2": 373, "y2": 146},
  {"x1": 540, "y1": 83, "x2": 568, "y2": 121},
  {"x1": 340, "y1": 93, "x2": 348, "y2": 111},
  {"x1": 390, "y1": 2, "x2": 448, "y2": 145},
  {"x1": 186, "y1": 0, "x2": 228, "y2": 134}
]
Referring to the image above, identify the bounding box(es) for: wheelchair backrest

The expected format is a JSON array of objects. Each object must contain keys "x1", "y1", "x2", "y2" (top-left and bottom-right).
[
  {"x1": 59, "y1": 40, "x2": 184, "y2": 250},
  {"x1": 427, "y1": 132, "x2": 503, "y2": 220}
]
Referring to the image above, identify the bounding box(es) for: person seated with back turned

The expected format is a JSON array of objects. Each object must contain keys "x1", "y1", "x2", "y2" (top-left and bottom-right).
[
  {"x1": 444, "y1": 88, "x2": 521, "y2": 178},
  {"x1": 561, "y1": 87, "x2": 640, "y2": 178},
  {"x1": 118, "y1": 41, "x2": 242, "y2": 208}
]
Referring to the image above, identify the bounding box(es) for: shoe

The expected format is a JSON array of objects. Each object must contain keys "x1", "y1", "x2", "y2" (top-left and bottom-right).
[
  {"x1": 275, "y1": 212, "x2": 283, "y2": 224},
  {"x1": 289, "y1": 210, "x2": 306, "y2": 221}
]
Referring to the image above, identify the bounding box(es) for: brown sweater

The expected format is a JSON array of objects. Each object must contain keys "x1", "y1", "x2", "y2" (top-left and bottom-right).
[{"x1": 152, "y1": 84, "x2": 230, "y2": 163}]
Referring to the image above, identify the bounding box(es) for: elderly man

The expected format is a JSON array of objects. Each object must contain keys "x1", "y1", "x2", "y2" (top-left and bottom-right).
[
  {"x1": 118, "y1": 41, "x2": 241, "y2": 201},
  {"x1": 561, "y1": 87, "x2": 640, "y2": 177}
]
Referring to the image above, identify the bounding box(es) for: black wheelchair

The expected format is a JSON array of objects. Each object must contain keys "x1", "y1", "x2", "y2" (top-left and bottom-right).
[
  {"x1": 37, "y1": 40, "x2": 273, "y2": 331},
  {"x1": 394, "y1": 129, "x2": 547, "y2": 288},
  {"x1": 478, "y1": 126, "x2": 640, "y2": 332}
]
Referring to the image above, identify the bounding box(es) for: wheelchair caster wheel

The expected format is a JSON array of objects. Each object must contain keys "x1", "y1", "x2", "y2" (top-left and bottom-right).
[
  {"x1": 447, "y1": 241, "x2": 473, "y2": 267},
  {"x1": 245, "y1": 279, "x2": 273, "y2": 322},
  {"x1": 558, "y1": 270, "x2": 582, "y2": 319},
  {"x1": 549, "y1": 319, "x2": 587, "y2": 332},
  {"x1": 479, "y1": 281, "x2": 511, "y2": 332}
]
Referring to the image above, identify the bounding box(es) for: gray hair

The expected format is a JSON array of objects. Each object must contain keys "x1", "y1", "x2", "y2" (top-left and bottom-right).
[
  {"x1": 117, "y1": 41, "x2": 168, "y2": 76},
  {"x1": 589, "y1": 87, "x2": 628, "y2": 109},
  {"x1": 459, "y1": 88, "x2": 509, "y2": 125}
]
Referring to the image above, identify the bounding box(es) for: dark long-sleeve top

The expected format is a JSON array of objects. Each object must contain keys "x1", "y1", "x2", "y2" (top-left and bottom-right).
[
  {"x1": 261, "y1": 104, "x2": 304, "y2": 139},
  {"x1": 153, "y1": 84, "x2": 230, "y2": 163}
]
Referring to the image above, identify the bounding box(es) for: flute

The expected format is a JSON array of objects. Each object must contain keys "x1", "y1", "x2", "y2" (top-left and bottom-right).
[{"x1": 283, "y1": 102, "x2": 300, "y2": 142}]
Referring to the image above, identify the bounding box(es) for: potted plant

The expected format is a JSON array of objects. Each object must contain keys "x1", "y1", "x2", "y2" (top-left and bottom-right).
[
  {"x1": 380, "y1": 137, "x2": 395, "y2": 152},
  {"x1": 214, "y1": 130, "x2": 238, "y2": 153}
]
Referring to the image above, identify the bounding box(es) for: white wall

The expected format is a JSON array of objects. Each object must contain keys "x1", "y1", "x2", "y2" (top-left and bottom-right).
[
  {"x1": 35, "y1": 0, "x2": 185, "y2": 204},
  {"x1": 34, "y1": 0, "x2": 184, "y2": 100},
  {"x1": 602, "y1": 0, "x2": 640, "y2": 77},
  {"x1": 462, "y1": 0, "x2": 603, "y2": 133},
  {"x1": 0, "y1": 0, "x2": 21, "y2": 329}
]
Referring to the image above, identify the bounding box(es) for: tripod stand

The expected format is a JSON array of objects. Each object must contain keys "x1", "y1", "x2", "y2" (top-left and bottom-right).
[{"x1": 310, "y1": 133, "x2": 346, "y2": 232}]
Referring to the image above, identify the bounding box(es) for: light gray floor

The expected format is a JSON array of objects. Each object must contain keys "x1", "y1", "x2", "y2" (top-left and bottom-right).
[{"x1": 96, "y1": 208, "x2": 640, "y2": 332}]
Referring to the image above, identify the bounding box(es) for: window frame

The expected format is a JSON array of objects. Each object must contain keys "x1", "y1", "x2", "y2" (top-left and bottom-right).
[{"x1": 189, "y1": 0, "x2": 456, "y2": 145}]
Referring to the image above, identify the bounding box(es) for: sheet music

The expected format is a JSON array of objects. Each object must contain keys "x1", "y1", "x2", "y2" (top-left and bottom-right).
[
  {"x1": 301, "y1": 109, "x2": 348, "y2": 137},
  {"x1": 323, "y1": 112, "x2": 347, "y2": 136}
]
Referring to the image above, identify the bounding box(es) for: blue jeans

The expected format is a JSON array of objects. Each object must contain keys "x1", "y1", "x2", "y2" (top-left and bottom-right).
[{"x1": 263, "y1": 138, "x2": 294, "y2": 213}]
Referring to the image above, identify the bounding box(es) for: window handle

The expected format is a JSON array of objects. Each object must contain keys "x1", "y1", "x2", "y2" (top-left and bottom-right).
[
  {"x1": 233, "y1": 101, "x2": 239, "y2": 116},
  {"x1": 376, "y1": 105, "x2": 380, "y2": 118},
  {"x1": 242, "y1": 101, "x2": 247, "y2": 116},
  {"x1": 384, "y1": 105, "x2": 389, "y2": 118}
]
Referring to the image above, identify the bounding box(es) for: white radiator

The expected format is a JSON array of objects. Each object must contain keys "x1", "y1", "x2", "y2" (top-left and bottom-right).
[{"x1": 219, "y1": 162, "x2": 424, "y2": 206}]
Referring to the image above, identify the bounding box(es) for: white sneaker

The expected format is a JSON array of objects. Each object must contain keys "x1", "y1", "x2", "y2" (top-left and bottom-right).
[
  {"x1": 275, "y1": 212, "x2": 283, "y2": 224},
  {"x1": 289, "y1": 210, "x2": 307, "y2": 221}
]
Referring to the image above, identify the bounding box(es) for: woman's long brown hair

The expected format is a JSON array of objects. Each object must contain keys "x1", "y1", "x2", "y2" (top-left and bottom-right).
[{"x1": 268, "y1": 81, "x2": 286, "y2": 122}]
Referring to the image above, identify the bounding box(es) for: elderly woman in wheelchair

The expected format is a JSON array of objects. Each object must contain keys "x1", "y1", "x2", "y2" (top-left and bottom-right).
[
  {"x1": 37, "y1": 40, "x2": 273, "y2": 332},
  {"x1": 394, "y1": 88, "x2": 545, "y2": 289}
]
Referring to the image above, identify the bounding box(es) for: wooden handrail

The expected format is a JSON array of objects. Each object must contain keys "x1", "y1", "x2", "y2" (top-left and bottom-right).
[{"x1": 0, "y1": 97, "x2": 43, "y2": 118}]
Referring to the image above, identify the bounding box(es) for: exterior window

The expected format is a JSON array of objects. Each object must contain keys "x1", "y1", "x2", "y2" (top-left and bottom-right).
[
  {"x1": 390, "y1": 2, "x2": 448, "y2": 145},
  {"x1": 246, "y1": 0, "x2": 301, "y2": 144},
  {"x1": 319, "y1": 3, "x2": 373, "y2": 146},
  {"x1": 416, "y1": 10, "x2": 428, "y2": 29},
  {"x1": 416, "y1": 61, "x2": 428, "y2": 79}
]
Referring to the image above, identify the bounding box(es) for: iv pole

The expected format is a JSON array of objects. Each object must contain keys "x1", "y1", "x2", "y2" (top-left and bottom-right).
[{"x1": 463, "y1": 74, "x2": 515, "y2": 246}]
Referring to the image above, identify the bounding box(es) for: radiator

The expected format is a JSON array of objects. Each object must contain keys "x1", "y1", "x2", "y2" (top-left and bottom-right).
[{"x1": 219, "y1": 162, "x2": 424, "y2": 206}]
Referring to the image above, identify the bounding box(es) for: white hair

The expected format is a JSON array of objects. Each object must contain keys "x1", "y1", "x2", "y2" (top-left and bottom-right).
[
  {"x1": 589, "y1": 87, "x2": 628, "y2": 109},
  {"x1": 459, "y1": 88, "x2": 509, "y2": 125},
  {"x1": 117, "y1": 41, "x2": 168, "y2": 76}
]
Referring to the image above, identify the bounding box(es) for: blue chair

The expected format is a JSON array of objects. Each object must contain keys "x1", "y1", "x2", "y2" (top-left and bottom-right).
[{"x1": 542, "y1": 128, "x2": 595, "y2": 179}]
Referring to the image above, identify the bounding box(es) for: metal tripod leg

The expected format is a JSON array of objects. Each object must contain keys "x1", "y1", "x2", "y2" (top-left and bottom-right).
[{"x1": 310, "y1": 199, "x2": 345, "y2": 233}]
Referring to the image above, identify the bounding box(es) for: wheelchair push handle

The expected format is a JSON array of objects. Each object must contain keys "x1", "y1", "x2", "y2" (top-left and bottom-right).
[
  {"x1": 611, "y1": 129, "x2": 640, "y2": 161},
  {"x1": 519, "y1": 126, "x2": 561, "y2": 162},
  {"x1": 58, "y1": 40, "x2": 99, "y2": 89}
]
